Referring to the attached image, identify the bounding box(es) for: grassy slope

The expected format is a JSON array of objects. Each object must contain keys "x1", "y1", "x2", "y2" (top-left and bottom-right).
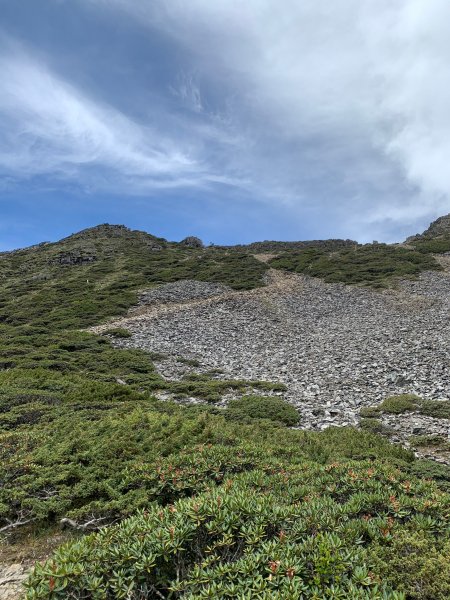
[
  {"x1": 0, "y1": 224, "x2": 267, "y2": 330},
  {"x1": 269, "y1": 244, "x2": 441, "y2": 288},
  {"x1": 1, "y1": 224, "x2": 449, "y2": 599}
]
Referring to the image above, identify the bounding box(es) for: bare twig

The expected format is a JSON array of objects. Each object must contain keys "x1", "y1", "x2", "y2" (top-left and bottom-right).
[
  {"x1": 0, "y1": 514, "x2": 36, "y2": 533},
  {"x1": 60, "y1": 516, "x2": 109, "y2": 531}
]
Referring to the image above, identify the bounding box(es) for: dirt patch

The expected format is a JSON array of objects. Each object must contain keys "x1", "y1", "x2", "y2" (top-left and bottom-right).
[
  {"x1": 253, "y1": 253, "x2": 278, "y2": 263},
  {"x1": 0, "y1": 531, "x2": 71, "y2": 600}
]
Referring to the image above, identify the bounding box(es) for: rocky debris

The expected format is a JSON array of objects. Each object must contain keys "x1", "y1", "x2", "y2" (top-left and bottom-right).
[
  {"x1": 406, "y1": 212, "x2": 450, "y2": 242},
  {"x1": 0, "y1": 563, "x2": 28, "y2": 600},
  {"x1": 377, "y1": 413, "x2": 450, "y2": 464},
  {"x1": 380, "y1": 412, "x2": 449, "y2": 439},
  {"x1": 179, "y1": 236, "x2": 204, "y2": 248},
  {"x1": 253, "y1": 253, "x2": 278, "y2": 263},
  {"x1": 97, "y1": 267, "x2": 450, "y2": 456},
  {"x1": 51, "y1": 250, "x2": 97, "y2": 266},
  {"x1": 138, "y1": 280, "x2": 231, "y2": 307}
]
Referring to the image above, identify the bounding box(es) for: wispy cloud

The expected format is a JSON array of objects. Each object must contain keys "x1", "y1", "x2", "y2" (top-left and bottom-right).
[
  {"x1": 0, "y1": 44, "x2": 233, "y2": 193},
  {"x1": 2, "y1": 1, "x2": 450, "y2": 241},
  {"x1": 80, "y1": 0, "x2": 450, "y2": 237}
]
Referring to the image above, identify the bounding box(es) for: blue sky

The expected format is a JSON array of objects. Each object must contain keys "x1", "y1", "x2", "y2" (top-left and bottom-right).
[{"x1": 1, "y1": 0, "x2": 449, "y2": 250}]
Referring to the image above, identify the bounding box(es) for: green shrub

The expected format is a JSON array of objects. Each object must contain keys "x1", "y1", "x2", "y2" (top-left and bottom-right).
[
  {"x1": 369, "y1": 395, "x2": 450, "y2": 419},
  {"x1": 359, "y1": 418, "x2": 389, "y2": 435},
  {"x1": 413, "y1": 235, "x2": 450, "y2": 254},
  {"x1": 410, "y1": 435, "x2": 450, "y2": 449},
  {"x1": 378, "y1": 394, "x2": 422, "y2": 414},
  {"x1": 419, "y1": 400, "x2": 450, "y2": 419},
  {"x1": 269, "y1": 244, "x2": 441, "y2": 287},
  {"x1": 104, "y1": 327, "x2": 132, "y2": 338},
  {"x1": 25, "y1": 461, "x2": 450, "y2": 599},
  {"x1": 1, "y1": 403, "x2": 415, "y2": 535},
  {"x1": 227, "y1": 395, "x2": 300, "y2": 426},
  {"x1": 360, "y1": 406, "x2": 381, "y2": 418},
  {"x1": 406, "y1": 460, "x2": 450, "y2": 492},
  {"x1": 369, "y1": 530, "x2": 450, "y2": 599},
  {"x1": 176, "y1": 356, "x2": 201, "y2": 367}
]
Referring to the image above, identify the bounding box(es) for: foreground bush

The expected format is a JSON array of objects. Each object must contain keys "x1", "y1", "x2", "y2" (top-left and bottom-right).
[
  {"x1": 369, "y1": 530, "x2": 450, "y2": 599},
  {"x1": 25, "y1": 460, "x2": 449, "y2": 599},
  {"x1": 377, "y1": 395, "x2": 422, "y2": 414},
  {"x1": 1, "y1": 404, "x2": 413, "y2": 534}
]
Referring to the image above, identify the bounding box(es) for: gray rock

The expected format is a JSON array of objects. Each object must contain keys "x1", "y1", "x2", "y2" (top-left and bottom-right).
[
  {"x1": 101, "y1": 268, "x2": 449, "y2": 455},
  {"x1": 179, "y1": 236, "x2": 204, "y2": 248}
]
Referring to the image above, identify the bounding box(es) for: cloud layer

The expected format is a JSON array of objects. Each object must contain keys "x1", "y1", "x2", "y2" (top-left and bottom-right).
[
  {"x1": 1, "y1": 1, "x2": 450, "y2": 240},
  {"x1": 0, "y1": 45, "x2": 227, "y2": 192}
]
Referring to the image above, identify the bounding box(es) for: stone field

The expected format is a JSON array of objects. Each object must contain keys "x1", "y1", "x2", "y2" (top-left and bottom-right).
[{"x1": 93, "y1": 265, "x2": 450, "y2": 457}]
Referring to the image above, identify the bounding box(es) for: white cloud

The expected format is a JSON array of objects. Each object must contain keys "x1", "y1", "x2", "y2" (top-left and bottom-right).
[
  {"x1": 82, "y1": 0, "x2": 450, "y2": 237},
  {"x1": 3, "y1": 1, "x2": 450, "y2": 239},
  {"x1": 0, "y1": 46, "x2": 231, "y2": 192}
]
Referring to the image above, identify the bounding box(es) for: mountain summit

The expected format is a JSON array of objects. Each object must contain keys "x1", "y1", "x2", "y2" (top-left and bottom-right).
[{"x1": 407, "y1": 212, "x2": 450, "y2": 242}]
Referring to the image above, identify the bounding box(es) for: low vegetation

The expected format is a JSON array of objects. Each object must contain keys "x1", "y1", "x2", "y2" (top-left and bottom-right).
[
  {"x1": 226, "y1": 394, "x2": 300, "y2": 426},
  {"x1": 0, "y1": 225, "x2": 268, "y2": 333},
  {"x1": 412, "y1": 235, "x2": 450, "y2": 254},
  {"x1": 410, "y1": 435, "x2": 450, "y2": 451},
  {"x1": 104, "y1": 327, "x2": 133, "y2": 338},
  {"x1": 24, "y1": 453, "x2": 450, "y2": 599},
  {"x1": 1, "y1": 224, "x2": 450, "y2": 598},
  {"x1": 359, "y1": 418, "x2": 391, "y2": 435},
  {"x1": 269, "y1": 244, "x2": 441, "y2": 287},
  {"x1": 361, "y1": 394, "x2": 450, "y2": 419}
]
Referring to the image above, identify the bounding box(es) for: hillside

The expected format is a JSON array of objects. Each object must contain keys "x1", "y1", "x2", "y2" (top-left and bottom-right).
[{"x1": 1, "y1": 218, "x2": 450, "y2": 599}]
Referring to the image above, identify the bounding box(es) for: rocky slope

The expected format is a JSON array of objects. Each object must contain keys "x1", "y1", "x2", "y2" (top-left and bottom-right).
[{"x1": 93, "y1": 260, "x2": 450, "y2": 458}]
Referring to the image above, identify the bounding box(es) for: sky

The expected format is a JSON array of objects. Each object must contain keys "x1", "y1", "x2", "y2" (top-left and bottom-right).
[{"x1": 1, "y1": 0, "x2": 450, "y2": 250}]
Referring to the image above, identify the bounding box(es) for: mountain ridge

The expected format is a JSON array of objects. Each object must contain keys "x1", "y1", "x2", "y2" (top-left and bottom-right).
[{"x1": 3, "y1": 211, "x2": 449, "y2": 258}]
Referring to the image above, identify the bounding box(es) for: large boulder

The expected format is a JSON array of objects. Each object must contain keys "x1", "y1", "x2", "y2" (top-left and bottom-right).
[{"x1": 180, "y1": 236, "x2": 204, "y2": 248}]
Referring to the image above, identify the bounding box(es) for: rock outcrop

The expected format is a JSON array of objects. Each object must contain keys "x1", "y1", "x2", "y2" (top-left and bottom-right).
[
  {"x1": 179, "y1": 236, "x2": 204, "y2": 248},
  {"x1": 406, "y1": 213, "x2": 450, "y2": 242},
  {"x1": 51, "y1": 251, "x2": 97, "y2": 266}
]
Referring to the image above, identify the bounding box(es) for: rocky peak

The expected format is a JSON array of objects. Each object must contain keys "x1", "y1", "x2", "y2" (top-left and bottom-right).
[
  {"x1": 406, "y1": 213, "x2": 450, "y2": 242},
  {"x1": 59, "y1": 224, "x2": 167, "y2": 250},
  {"x1": 62, "y1": 224, "x2": 132, "y2": 241},
  {"x1": 180, "y1": 236, "x2": 204, "y2": 248}
]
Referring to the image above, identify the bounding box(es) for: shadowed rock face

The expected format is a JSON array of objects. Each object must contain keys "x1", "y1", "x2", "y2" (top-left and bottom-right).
[{"x1": 52, "y1": 251, "x2": 97, "y2": 266}]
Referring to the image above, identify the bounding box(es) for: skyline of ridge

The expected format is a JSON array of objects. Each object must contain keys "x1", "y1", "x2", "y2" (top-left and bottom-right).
[
  {"x1": 1, "y1": 1, "x2": 450, "y2": 250},
  {"x1": 2, "y1": 212, "x2": 449, "y2": 255}
]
